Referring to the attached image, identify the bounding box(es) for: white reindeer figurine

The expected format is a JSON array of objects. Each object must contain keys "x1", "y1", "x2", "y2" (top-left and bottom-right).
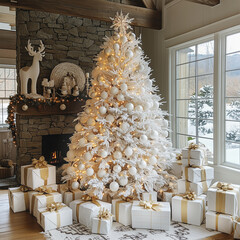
[{"x1": 20, "y1": 40, "x2": 45, "y2": 97}]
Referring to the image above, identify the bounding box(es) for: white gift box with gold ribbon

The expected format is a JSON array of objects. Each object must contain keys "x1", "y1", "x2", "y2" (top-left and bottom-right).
[
  {"x1": 112, "y1": 199, "x2": 132, "y2": 226},
  {"x1": 69, "y1": 199, "x2": 112, "y2": 228},
  {"x1": 182, "y1": 166, "x2": 214, "y2": 183},
  {"x1": 207, "y1": 182, "x2": 240, "y2": 216},
  {"x1": 178, "y1": 179, "x2": 212, "y2": 195},
  {"x1": 141, "y1": 191, "x2": 157, "y2": 202},
  {"x1": 8, "y1": 187, "x2": 33, "y2": 213},
  {"x1": 206, "y1": 211, "x2": 233, "y2": 234},
  {"x1": 21, "y1": 164, "x2": 56, "y2": 190},
  {"x1": 63, "y1": 190, "x2": 85, "y2": 206},
  {"x1": 131, "y1": 201, "x2": 170, "y2": 230},
  {"x1": 92, "y1": 216, "x2": 113, "y2": 235},
  {"x1": 172, "y1": 195, "x2": 206, "y2": 226},
  {"x1": 233, "y1": 217, "x2": 240, "y2": 239},
  {"x1": 181, "y1": 158, "x2": 204, "y2": 167},
  {"x1": 182, "y1": 146, "x2": 207, "y2": 160},
  {"x1": 170, "y1": 160, "x2": 182, "y2": 179},
  {"x1": 37, "y1": 203, "x2": 72, "y2": 231}
]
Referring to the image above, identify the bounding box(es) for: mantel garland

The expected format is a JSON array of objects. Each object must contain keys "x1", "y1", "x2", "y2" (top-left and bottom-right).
[{"x1": 6, "y1": 93, "x2": 89, "y2": 145}]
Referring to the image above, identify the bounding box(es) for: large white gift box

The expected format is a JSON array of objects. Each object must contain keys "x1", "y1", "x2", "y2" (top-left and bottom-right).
[
  {"x1": 8, "y1": 187, "x2": 32, "y2": 213},
  {"x1": 63, "y1": 189, "x2": 85, "y2": 206},
  {"x1": 21, "y1": 164, "x2": 56, "y2": 189},
  {"x1": 181, "y1": 158, "x2": 204, "y2": 167},
  {"x1": 178, "y1": 179, "x2": 212, "y2": 195},
  {"x1": 207, "y1": 182, "x2": 240, "y2": 216},
  {"x1": 70, "y1": 199, "x2": 112, "y2": 228},
  {"x1": 37, "y1": 203, "x2": 72, "y2": 231},
  {"x1": 142, "y1": 192, "x2": 157, "y2": 202},
  {"x1": 92, "y1": 216, "x2": 113, "y2": 235},
  {"x1": 182, "y1": 166, "x2": 214, "y2": 183},
  {"x1": 233, "y1": 217, "x2": 240, "y2": 239},
  {"x1": 172, "y1": 195, "x2": 206, "y2": 226},
  {"x1": 131, "y1": 201, "x2": 170, "y2": 230},
  {"x1": 112, "y1": 199, "x2": 132, "y2": 226},
  {"x1": 206, "y1": 211, "x2": 233, "y2": 234},
  {"x1": 170, "y1": 160, "x2": 182, "y2": 179},
  {"x1": 182, "y1": 146, "x2": 207, "y2": 160}
]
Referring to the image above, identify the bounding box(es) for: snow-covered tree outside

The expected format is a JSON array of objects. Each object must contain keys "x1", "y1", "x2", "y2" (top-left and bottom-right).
[{"x1": 62, "y1": 12, "x2": 176, "y2": 199}]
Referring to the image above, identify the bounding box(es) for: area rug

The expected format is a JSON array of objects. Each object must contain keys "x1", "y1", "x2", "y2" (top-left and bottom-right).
[{"x1": 43, "y1": 221, "x2": 218, "y2": 240}]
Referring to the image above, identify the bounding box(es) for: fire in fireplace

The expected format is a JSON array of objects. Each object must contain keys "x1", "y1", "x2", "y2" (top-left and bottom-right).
[{"x1": 42, "y1": 134, "x2": 71, "y2": 167}]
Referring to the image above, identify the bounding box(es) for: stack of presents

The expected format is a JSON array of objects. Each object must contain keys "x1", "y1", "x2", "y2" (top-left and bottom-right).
[{"x1": 8, "y1": 145, "x2": 240, "y2": 237}]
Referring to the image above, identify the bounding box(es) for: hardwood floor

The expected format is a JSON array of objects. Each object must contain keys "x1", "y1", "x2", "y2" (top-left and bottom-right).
[{"x1": 0, "y1": 190, "x2": 234, "y2": 240}]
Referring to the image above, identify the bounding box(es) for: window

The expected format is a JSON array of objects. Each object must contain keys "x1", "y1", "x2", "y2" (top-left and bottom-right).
[
  {"x1": 0, "y1": 66, "x2": 17, "y2": 126},
  {"x1": 170, "y1": 27, "x2": 240, "y2": 167}
]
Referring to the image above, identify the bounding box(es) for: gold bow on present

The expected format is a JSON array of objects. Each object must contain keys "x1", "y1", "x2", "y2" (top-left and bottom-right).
[
  {"x1": 121, "y1": 196, "x2": 135, "y2": 202},
  {"x1": 19, "y1": 185, "x2": 32, "y2": 192},
  {"x1": 139, "y1": 200, "x2": 162, "y2": 211},
  {"x1": 47, "y1": 202, "x2": 63, "y2": 212},
  {"x1": 36, "y1": 186, "x2": 53, "y2": 194},
  {"x1": 176, "y1": 153, "x2": 182, "y2": 161},
  {"x1": 216, "y1": 182, "x2": 234, "y2": 191},
  {"x1": 98, "y1": 208, "x2": 112, "y2": 220},
  {"x1": 188, "y1": 143, "x2": 199, "y2": 150},
  {"x1": 32, "y1": 156, "x2": 47, "y2": 168},
  {"x1": 81, "y1": 194, "x2": 101, "y2": 207},
  {"x1": 182, "y1": 191, "x2": 197, "y2": 201}
]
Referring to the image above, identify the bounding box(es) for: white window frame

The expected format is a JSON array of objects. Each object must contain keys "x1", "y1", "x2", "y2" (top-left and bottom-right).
[{"x1": 169, "y1": 26, "x2": 240, "y2": 169}]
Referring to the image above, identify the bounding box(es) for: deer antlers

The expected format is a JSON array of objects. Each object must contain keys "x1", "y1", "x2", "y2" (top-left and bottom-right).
[{"x1": 25, "y1": 40, "x2": 45, "y2": 56}]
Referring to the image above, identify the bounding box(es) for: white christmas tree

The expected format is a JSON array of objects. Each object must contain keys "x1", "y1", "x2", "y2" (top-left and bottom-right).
[{"x1": 62, "y1": 12, "x2": 176, "y2": 199}]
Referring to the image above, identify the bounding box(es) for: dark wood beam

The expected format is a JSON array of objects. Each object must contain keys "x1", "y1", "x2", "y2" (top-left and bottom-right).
[
  {"x1": 142, "y1": 0, "x2": 156, "y2": 10},
  {"x1": 0, "y1": 29, "x2": 16, "y2": 50},
  {"x1": 185, "y1": 0, "x2": 220, "y2": 6},
  {"x1": 0, "y1": 0, "x2": 162, "y2": 29}
]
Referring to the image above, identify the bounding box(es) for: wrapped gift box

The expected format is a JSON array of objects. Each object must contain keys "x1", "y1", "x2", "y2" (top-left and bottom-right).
[
  {"x1": 182, "y1": 146, "x2": 207, "y2": 161},
  {"x1": 21, "y1": 164, "x2": 56, "y2": 189},
  {"x1": 70, "y1": 199, "x2": 112, "y2": 228},
  {"x1": 8, "y1": 187, "x2": 32, "y2": 213},
  {"x1": 112, "y1": 199, "x2": 132, "y2": 226},
  {"x1": 181, "y1": 158, "x2": 204, "y2": 167},
  {"x1": 131, "y1": 201, "x2": 170, "y2": 230},
  {"x1": 182, "y1": 166, "x2": 214, "y2": 183},
  {"x1": 163, "y1": 192, "x2": 176, "y2": 204},
  {"x1": 207, "y1": 182, "x2": 239, "y2": 216},
  {"x1": 142, "y1": 192, "x2": 157, "y2": 202},
  {"x1": 178, "y1": 179, "x2": 212, "y2": 195},
  {"x1": 170, "y1": 160, "x2": 182, "y2": 179},
  {"x1": 63, "y1": 189, "x2": 85, "y2": 206},
  {"x1": 92, "y1": 216, "x2": 113, "y2": 235},
  {"x1": 233, "y1": 217, "x2": 240, "y2": 239},
  {"x1": 57, "y1": 183, "x2": 69, "y2": 196},
  {"x1": 172, "y1": 195, "x2": 206, "y2": 226},
  {"x1": 37, "y1": 203, "x2": 72, "y2": 231},
  {"x1": 206, "y1": 211, "x2": 233, "y2": 234}
]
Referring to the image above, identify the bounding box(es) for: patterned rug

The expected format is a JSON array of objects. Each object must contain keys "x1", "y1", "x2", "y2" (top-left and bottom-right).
[{"x1": 43, "y1": 221, "x2": 218, "y2": 240}]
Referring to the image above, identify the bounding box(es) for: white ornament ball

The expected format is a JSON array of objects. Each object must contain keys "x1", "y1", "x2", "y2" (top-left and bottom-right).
[
  {"x1": 110, "y1": 87, "x2": 119, "y2": 95},
  {"x1": 22, "y1": 104, "x2": 28, "y2": 111},
  {"x1": 110, "y1": 181, "x2": 119, "y2": 192},
  {"x1": 145, "y1": 80, "x2": 152, "y2": 88},
  {"x1": 137, "y1": 64, "x2": 144, "y2": 72},
  {"x1": 113, "y1": 43, "x2": 120, "y2": 51},
  {"x1": 151, "y1": 148, "x2": 159, "y2": 155},
  {"x1": 84, "y1": 152, "x2": 92, "y2": 161},
  {"x1": 67, "y1": 150, "x2": 75, "y2": 160},
  {"x1": 78, "y1": 138, "x2": 87, "y2": 147},
  {"x1": 86, "y1": 167, "x2": 94, "y2": 176},
  {"x1": 99, "y1": 106, "x2": 107, "y2": 115},
  {"x1": 113, "y1": 151, "x2": 122, "y2": 160},
  {"x1": 97, "y1": 169, "x2": 106, "y2": 178},
  {"x1": 129, "y1": 166, "x2": 137, "y2": 175},
  {"x1": 106, "y1": 114, "x2": 115, "y2": 123},
  {"x1": 144, "y1": 102, "x2": 152, "y2": 110},
  {"x1": 149, "y1": 156, "x2": 157, "y2": 165},
  {"x1": 120, "y1": 122, "x2": 129, "y2": 132},
  {"x1": 120, "y1": 83, "x2": 128, "y2": 92},
  {"x1": 119, "y1": 176, "x2": 128, "y2": 186},
  {"x1": 120, "y1": 35, "x2": 127, "y2": 44},
  {"x1": 138, "y1": 160, "x2": 147, "y2": 169},
  {"x1": 134, "y1": 46, "x2": 141, "y2": 54},
  {"x1": 126, "y1": 103, "x2": 134, "y2": 112},
  {"x1": 71, "y1": 181, "x2": 79, "y2": 190},
  {"x1": 101, "y1": 91, "x2": 108, "y2": 99},
  {"x1": 85, "y1": 107, "x2": 92, "y2": 114},
  {"x1": 88, "y1": 134, "x2": 96, "y2": 142},
  {"x1": 162, "y1": 131, "x2": 169, "y2": 138},
  {"x1": 152, "y1": 101, "x2": 159, "y2": 110},
  {"x1": 78, "y1": 163, "x2": 85, "y2": 170},
  {"x1": 113, "y1": 33, "x2": 120, "y2": 41},
  {"x1": 135, "y1": 105, "x2": 143, "y2": 112},
  {"x1": 80, "y1": 115, "x2": 88, "y2": 124},
  {"x1": 104, "y1": 47, "x2": 111, "y2": 55},
  {"x1": 140, "y1": 135, "x2": 148, "y2": 143},
  {"x1": 129, "y1": 33, "x2": 135, "y2": 41},
  {"x1": 152, "y1": 170, "x2": 157, "y2": 176},
  {"x1": 87, "y1": 118, "x2": 96, "y2": 126},
  {"x1": 99, "y1": 149, "x2": 108, "y2": 158},
  {"x1": 150, "y1": 130, "x2": 159, "y2": 139},
  {"x1": 117, "y1": 94, "x2": 124, "y2": 101},
  {"x1": 162, "y1": 119, "x2": 168, "y2": 128},
  {"x1": 75, "y1": 123, "x2": 83, "y2": 132},
  {"x1": 124, "y1": 146, "x2": 133, "y2": 157},
  {"x1": 60, "y1": 104, "x2": 66, "y2": 111},
  {"x1": 125, "y1": 50, "x2": 133, "y2": 59},
  {"x1": 113, "y1": 165, "x2": 121, "y2": 173}
]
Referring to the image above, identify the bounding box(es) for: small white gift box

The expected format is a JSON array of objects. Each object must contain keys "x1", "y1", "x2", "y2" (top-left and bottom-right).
[
  {"x1": 37, "y1": 203, "x2": 72, "y2": 231},
  {"x1": 142, "y1": 192, "x2": 157, "y2": 202},
  {"x1": 63, "y1": 189, "x2": 85, "y2": 206},
  {"x1": 8, "y1": 187, "x2": 32, "y2": 213},
  {"x1": 233, "y1": 217, "x2": 240, "y2": 239},
  {"x1": 182, "y1": 145, "x2": 207, "y2": 161},
  {"x1": 131, "y1": 201, "x2": 170, "y2": 230},
  {"x1": 21, "y1": 164, "x2": 56, "y2": 189},
  {"x1": 181, "y1": 158, "x2": 204, "y2": 167},
  {"x1": 207, "y1": 182, "x2": 240, "y2": 216},
  {"x1": 70, "y1": 199, "x2": 112, "y2": 228},
  {"x1": 206, "y1": 211, "x2": 233, "y2": 234},
  {"x1": 172, "y1": 195, "x2": 206, "y2": 226},
  {"x1": 178, "y1": 179, "x2": 212, "y2": 196},
  {"x1": 112, "y1": 199, "x2": 132, "y2": 226},
  {"x1": 92, "y1": 216, "x2": 113, "y2": 235},
  {"x1": 170, "y1": 160, "x2": 182, "y2": 179},
  {"x1": 182, "y1": 166, "x2": 214, "y2": 183}
]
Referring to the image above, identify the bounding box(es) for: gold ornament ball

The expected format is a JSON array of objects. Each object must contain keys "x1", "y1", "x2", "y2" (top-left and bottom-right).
[
  {"x1": 22, "y1": 104, "x2": 28, "y2": 111},
  {"x1": 60, "y1": 104, "x2": 66, "y2": 111}
]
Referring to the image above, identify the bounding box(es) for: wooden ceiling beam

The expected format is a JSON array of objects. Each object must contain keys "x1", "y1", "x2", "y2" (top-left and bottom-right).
[
  {"x1": 185, "y1": 0, "x2": 220, "y2": 6},
  {"x1": 142, "y1": 0, "x2": 156, "y2": 10},
  {"x1": 0, "y1": 29, "x2": 16, "y2": 50},
  {"x1": 0, "y1": 0, "x2": 162, "y2": 29}
]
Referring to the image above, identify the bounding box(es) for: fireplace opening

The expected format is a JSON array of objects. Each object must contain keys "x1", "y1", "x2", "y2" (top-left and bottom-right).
[{"x1": 42, "y1": 134, "x2": 71, "y2": 167}]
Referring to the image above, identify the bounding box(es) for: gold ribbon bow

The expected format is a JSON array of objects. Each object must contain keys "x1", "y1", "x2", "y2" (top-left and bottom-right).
[
  {"x1": 139, "y1": 200, "x2": 162, "y2": 211},
  {"x1": 187, "y1": 143, "x2": 199, "y2": 165},
  {"x1": 98, "y1": 208, "x2": 112, "y2": 220},
  {"x1": 182, "y1": 191, "x2": 197, "y2": 201},
  {"x1": 121, "y1": 196, "x2": 135, "y2": 202},
  {"x1": 47, "y1": 202, "x2": 63, "y2": 212},
  {"x1": 176, "y1": 153, "x2": 182, "y2": 161},
  {"x1": 19, "y1": 185, "x2": 32, "y2": 192},
  {"x1": 36, "y1": 186, "x2": 53, "y2": 194},
  {"x1": 81, "y1": 194, "x2": 101, "y2": 207},
  {"x1": 216, "y1": 182, "x2": 234, "y2": 191},
  {"x1": 32, "y1": 156, "x2": 47, "y2": 168}
]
